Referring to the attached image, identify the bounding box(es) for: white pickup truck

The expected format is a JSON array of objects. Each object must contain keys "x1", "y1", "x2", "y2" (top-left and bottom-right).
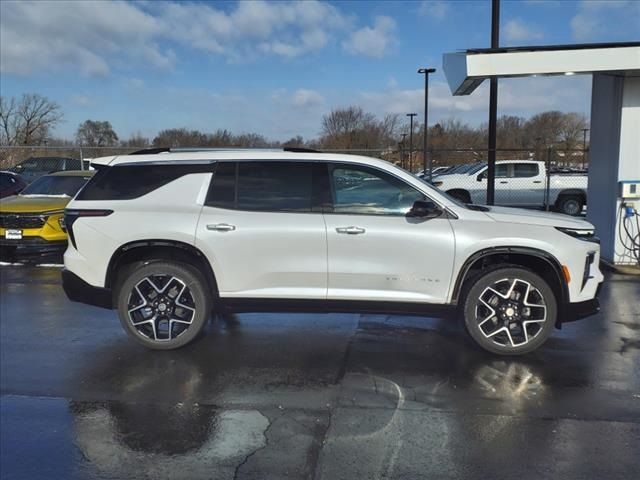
[{"x1": 431, "y1": 160, "x2": 588, "y2": 216}]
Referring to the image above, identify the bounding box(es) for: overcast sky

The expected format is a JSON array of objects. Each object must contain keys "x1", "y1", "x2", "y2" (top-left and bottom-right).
[{"x1": 1, "y1": 0, "x2": 639, "y2": 141}]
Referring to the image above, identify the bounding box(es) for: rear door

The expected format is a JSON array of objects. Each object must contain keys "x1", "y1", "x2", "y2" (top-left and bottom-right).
[
  {"x1": 500, "y1": 162, "x2": 545, "y2": 206},
  {"x1": 322, "y1": 162, "x2": 455, "y2": 304},
  {"x1": 196, "y1": 161, "x2": 328, "y2": 299}
]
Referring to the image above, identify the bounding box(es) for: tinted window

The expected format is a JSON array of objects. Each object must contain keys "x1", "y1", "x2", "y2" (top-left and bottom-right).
[
  {"x1": 513, "y1": 163, "x2": 539, "y2": 178},
  {"x1": 206, "y1": 162, "x2": 236, "y2": 209},
  {"x1": 237, "y1": 162, "x2": 312, "y2": 212},
  {"x1": 330, "y1": 164, "x2": 425, "y2": 215},
  {"x1": 0, "y1": 174, "x2": 12, "y2": 189},
  {"x1": 21, "y1": 175, "x2": 92, "y2": 196},
  {"x1": 495, "y1": 164, "x2": 508, "y2": 178},
  {"x1": 77, "y1": 164, "x2": 212, "y2": 201}
]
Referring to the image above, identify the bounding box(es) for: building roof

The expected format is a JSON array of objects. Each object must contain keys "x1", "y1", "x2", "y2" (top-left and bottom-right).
[{"x1": 443, "y1": 42, "x2": 640, "y2": 95}]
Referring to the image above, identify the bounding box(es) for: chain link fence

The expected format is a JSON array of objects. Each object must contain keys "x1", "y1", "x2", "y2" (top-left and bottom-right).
[{"x1": 1, "y1": 144, "x2": 588, "y2": 215}]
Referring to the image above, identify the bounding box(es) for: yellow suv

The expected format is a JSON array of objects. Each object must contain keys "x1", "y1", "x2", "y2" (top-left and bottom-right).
[{"x1": 0, "y1": 170, "x2": 93, "y2": 260}]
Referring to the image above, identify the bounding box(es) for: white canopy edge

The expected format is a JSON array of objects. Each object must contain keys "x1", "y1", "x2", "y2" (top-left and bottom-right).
[{"x1": 444, "y1": 46, "x2": 640, "y2": 95}]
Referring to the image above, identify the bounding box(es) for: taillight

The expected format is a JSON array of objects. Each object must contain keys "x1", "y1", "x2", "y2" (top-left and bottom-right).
[{"x1": 63, "y1": 209, "x2": 113, "y2": 249}]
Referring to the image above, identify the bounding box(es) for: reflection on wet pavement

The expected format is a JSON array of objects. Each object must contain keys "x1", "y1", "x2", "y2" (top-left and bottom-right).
[{"x1": 1, "y1": 266, "x2": 639, "y2": 479}]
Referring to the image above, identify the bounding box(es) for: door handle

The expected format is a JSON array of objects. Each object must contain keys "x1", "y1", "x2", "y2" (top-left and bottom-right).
[
  {"x1": 533, "y1": 180, "x2": 542, "y2": 184},
  {"x1": 207, "y1": 223, "x2": 236, "y2": 232},
  {"x1": 336, "y1": 226, "x2": 366, "y2": 235},
  {"x1": 499, "y1": 181, "x2": 508, "y2": 184}
]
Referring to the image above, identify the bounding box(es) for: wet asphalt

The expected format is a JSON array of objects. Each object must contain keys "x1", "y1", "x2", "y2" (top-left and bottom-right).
[{"x1": 0, "y1": 264, "x2": 639, "y2": 480}]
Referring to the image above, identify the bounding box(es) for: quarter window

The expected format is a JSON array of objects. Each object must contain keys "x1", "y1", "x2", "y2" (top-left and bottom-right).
[{"x1": 329, "y1": 164, "x2": 426, "y2": 215}]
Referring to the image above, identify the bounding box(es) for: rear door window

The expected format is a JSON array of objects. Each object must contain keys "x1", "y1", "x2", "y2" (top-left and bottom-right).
[{"x1": 513, "y1": 163, "x2": 539, "y2": 178}]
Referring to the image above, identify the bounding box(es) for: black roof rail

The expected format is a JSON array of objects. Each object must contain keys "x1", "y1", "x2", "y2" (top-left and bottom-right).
[
  {"x1": 283, "y1": 147, "x2": 320, "y2": 153},
  {"x1": 129, "y1": 147, "x2": 170, "y2": 155},
  {"x1": 127, "y1": 147, "x2": 321, "y2": 155}
]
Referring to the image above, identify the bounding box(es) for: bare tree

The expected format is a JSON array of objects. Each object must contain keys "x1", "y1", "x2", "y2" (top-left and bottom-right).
[
  {"x1": 120, "y1": 132, "x2": 150, "y2": 148},
  {"x1": 76, "y1": 120, "x2": 119, "y2": 147},
  {"x1": 0, "y1": 93, "x2": 63, "y2": 145}
]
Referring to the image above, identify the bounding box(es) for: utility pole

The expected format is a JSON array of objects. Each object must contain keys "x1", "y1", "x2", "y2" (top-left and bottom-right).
[
  {"x1": 406, "y1": 113, "x2": 417, "y2": 171},
  {"x1": 400, "y1": 133, "x2": 407, "y2": 169},
  {"x1": 418, "y1": 68, "x2": 436, "y2": 180},
  {"x1": 487, "y1": 0, "x2": 500, "y2": 205}
]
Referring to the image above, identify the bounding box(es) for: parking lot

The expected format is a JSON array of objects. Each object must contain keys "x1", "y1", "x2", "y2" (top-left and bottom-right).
[{"x1": 0, "y1": 263, "x2": 639, "y2": 479}]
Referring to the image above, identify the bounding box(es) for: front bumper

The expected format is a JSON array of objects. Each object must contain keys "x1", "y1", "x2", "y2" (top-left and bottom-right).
[
  {"x1": 0, "y1": 237, "x2": 68, "y2": 255},
  {"x1": 560, "y1": 282, "x2": 602, "y2": 324},
  {"x1": 61, "y1": 268, "x2": 113, "y2": 309}
]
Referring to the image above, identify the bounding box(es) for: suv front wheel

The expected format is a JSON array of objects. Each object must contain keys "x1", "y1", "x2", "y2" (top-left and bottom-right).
[
  {"x1": 462, "y1": 267, "x2": 557, "y2": 355},
  {"x1": 116, "y1": 261, "x2": 212, "y2": 350}
]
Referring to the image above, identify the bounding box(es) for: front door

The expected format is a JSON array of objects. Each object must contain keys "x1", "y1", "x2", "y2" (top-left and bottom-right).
[{"x1": 323, "y1": 163, "x2": 456, "y2": 304}]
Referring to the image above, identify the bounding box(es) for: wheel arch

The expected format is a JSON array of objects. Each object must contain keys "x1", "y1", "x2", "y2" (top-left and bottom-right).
[
  {"x1": 450, "y1": 246, "x2": 569, "y2": 326},
  {"x1": 555, "y1": 189, "x2": 587, "y2": 204},
  {"x1": 105, "y1": 240, "x2": 219, "y2": 297}
]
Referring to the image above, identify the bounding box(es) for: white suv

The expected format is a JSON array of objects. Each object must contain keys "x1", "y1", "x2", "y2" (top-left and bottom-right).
[{"x1": 62, "y1": 149, "x2": 603, "y2": 355}]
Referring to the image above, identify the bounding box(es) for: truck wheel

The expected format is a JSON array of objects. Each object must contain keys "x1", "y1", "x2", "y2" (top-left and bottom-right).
[
  {"x1": 462, "y1": 267, "x2": 557, "y2": 355},
  {"x1": 557, "y1": 195, "x2": 584, "y2": 216},
  {"x1": 116, "y1": 261, "x2": 212, "y2": 350},
  {"x1": 447, "y1": 190, "x2": 471, "y2": 204}
]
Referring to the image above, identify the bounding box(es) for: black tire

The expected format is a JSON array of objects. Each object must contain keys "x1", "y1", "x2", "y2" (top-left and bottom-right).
[
  {"x1": 556, "y1": 195, "x2": 584, "y2": 216},
  {"x1": 461, "y1": 267, "x2": 557, "y2": 355},
  {"x1": 447, "y1": 189, "x2": 471, "y2": 204},
  {"x1": 116, "y1": 261, "x2": 212, "y2": 350}
]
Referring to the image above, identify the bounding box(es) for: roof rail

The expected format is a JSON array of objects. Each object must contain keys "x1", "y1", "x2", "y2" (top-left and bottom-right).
[
  {"x1": 282, "y1": 147, "x2": 320, "y2": 153},
  {"x1": 127, "y1": 147, "x2": 322, "y2": 155},
  {"x1": 129, "y1": 147, "x2": 170, "y2": 155}
]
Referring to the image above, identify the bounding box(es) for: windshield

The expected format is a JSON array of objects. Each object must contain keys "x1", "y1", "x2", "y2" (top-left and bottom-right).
[
  {"x1": 467, "y1": 162, "x2": 488, "y2": 175},
  {"x1": 21, "y1": 175, "x2": 91, "y2": 196}
]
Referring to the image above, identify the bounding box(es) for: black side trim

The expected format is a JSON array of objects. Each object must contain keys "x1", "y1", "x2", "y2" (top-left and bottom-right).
[
  {"x1": 62, "y1": 269, "x2": 113, "y2": 309},
  {"x1": 129, "y1": 147, "x2": 170, "y2": 155},
  {"x1": 219, "y1": 298, "x2": 457, "y2": 317},
  {"x1": 451, "y1": 246, "x2": 569, "y2": 307}
]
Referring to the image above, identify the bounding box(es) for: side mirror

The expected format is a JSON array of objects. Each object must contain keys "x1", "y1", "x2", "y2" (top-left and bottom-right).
[
  {"x1": 407, "y1": 200, "x2": 442, "y2": 219},
  {"x1": 477, "y1": 173, "x2": 485, "y2": 181}
]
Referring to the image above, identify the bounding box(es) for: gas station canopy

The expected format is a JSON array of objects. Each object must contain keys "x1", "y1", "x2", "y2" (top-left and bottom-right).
[{"x1": 443, "y1": 42, "x2": 640, "y2": 96}]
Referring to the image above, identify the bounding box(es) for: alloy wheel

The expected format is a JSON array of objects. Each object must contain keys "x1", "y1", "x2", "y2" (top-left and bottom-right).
[
  {"x1": 127, "y1": 274, "x2": 196, "y2": 341},
  {"x1": 474, "y1": 277, "x2": 547, "y2": 348}
]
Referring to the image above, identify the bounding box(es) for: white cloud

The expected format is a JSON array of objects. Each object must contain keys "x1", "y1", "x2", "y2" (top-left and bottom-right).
[
  {"x1": 0, "y1": 0, "x2": 353, "y2": 75},
  {"x1": 343, "y1": 16, "x2": 398, "y2": 58},
  {"x1": 503, "y1": 18, "x2": 544, "y2": 43},
  {"x1": 570, "y1": 0, "x2": 640, "y2": 41},
  {"x1": 71, "y1": 95, "x2": 93, "y2": 108},
  {"x1": 417, "y1": 1, "x2": 449, "y2": 20},
  {"x1": 292, "y1": 89, "x2": 325, "y2": 108}
]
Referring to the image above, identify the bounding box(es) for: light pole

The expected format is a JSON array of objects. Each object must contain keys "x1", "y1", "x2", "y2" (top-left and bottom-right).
[
  {"x1": 582, "y1": 128, "x2": 589, "y2": 169},
  {"x1": 406, "y1": 113, "x2": 417, "y2": 171},
  {"x1": 487, "y1": 0, "x2": 500, "y2": 205},
  {"x1": 400, "y1": 133, "x2": 408, "y2": 169},
  {"x1": 418, "y1": 68, "x2": 436, "y2": 180}
]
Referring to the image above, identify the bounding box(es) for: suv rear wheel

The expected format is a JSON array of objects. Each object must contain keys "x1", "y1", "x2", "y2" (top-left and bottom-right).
[
  {"x1": 116, "y1": 261, "x2": 212, "y2": 350},
  {"x1": 462, "y1": 267, "x2": 557, "y2": 355}
]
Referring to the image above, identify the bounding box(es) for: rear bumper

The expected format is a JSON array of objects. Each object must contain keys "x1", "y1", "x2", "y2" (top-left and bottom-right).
[
  {"x1": 61, "y1": 268, "x2": 113, "y2": 309},
  {"x1": 560, "y1": 282, "x2": 602, "y2": 324}
]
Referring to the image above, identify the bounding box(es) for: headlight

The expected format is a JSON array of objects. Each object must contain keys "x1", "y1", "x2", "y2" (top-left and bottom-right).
[
  {"x1": 555, "y1": 226, "x2": 599, "y2": 242},
  {"x1": 433, "y1": 181, "x2": 443, "y2": 187}
]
